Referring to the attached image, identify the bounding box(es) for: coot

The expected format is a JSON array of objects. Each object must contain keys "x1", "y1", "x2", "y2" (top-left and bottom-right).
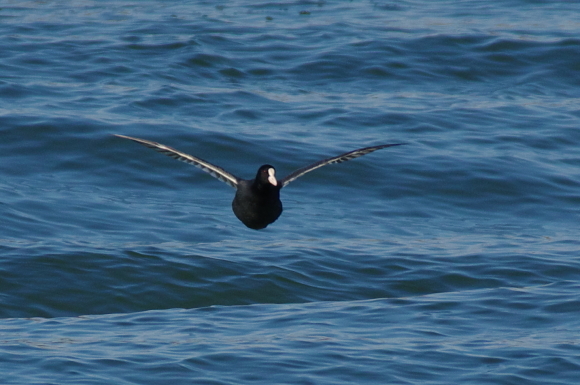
[{"x1": 115, "y1": 135, "x2": 404, "y2": 229}]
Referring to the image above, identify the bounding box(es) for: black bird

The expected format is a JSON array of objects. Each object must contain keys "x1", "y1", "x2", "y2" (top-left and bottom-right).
[{"x1": 115, "y1": 135, "x2": 404, "y2": 229}]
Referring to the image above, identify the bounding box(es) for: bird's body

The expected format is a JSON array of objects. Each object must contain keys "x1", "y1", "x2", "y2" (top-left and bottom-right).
[
  {"x1": 115, "y1": 134, "x2": 404, "y2": 229},
  {"x1": 232, "y1": 169, "x2": 282, "y2": 229}
]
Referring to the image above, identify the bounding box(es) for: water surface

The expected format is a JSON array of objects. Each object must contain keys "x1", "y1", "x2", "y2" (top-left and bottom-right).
[{"x1": 1, "y1": 1, "x2": 579, "y2": 384}]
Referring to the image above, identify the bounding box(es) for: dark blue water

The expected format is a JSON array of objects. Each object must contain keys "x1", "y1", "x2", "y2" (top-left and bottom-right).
[{"x1": 1, "y1": 1, "x2": 580, "y2": 383}]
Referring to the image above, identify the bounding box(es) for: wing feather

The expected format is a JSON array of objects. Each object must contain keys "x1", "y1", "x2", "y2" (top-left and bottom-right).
[
  {"x1": 115, "y1": 135, "x2": 240, "y2": 188},
  {"x1": 280, "y1": 143, "x2": 405, "y2": 187}
]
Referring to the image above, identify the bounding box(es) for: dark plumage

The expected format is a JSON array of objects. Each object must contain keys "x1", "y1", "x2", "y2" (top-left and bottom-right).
[{"x1": 115, "y1": 134, "x2": 405, "y2": 229}]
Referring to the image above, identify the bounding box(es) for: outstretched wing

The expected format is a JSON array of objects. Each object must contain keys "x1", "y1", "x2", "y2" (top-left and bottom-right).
[
  {"x1": 115, "y1": 134, "x2": 241, "y2": 188},
  {"x1": 280, "y1": 143, "x2": 406, "y2": 187}
]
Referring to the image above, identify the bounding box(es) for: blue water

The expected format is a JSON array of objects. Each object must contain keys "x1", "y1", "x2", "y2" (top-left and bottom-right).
[{"x1": 1, "y1": 1, "x2": 580, "y2": 383}]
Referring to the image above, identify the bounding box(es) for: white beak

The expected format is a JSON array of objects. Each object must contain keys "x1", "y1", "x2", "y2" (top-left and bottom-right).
[{"x1": 268, "y1": 168, "x2": 277, "y2": 186}]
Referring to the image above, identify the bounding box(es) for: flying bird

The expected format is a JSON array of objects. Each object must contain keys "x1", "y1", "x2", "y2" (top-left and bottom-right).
[{"x1": 115, "y1": 134, "x2": 405, "y2": 229}]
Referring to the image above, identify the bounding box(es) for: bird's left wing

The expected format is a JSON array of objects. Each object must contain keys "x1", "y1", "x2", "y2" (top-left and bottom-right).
[{"x1": 279, "y1": 143, "x2": 406, "y2": 188}]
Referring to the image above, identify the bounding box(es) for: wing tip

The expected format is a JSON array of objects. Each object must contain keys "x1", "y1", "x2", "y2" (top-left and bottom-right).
[
  {"x1": 115, "y1": 133, "x2": 148, "y2": 141},
  {"x1": 379, "y1": 142, "x2": 408, "y2": 148},
  {"x1": 114, "y1": 134, "x2": 145, "y2": 143}
]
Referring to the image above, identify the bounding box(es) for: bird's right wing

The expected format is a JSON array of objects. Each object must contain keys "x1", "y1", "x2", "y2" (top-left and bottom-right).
[{"x1": 115, "y1": 135, "x2": 241, "y2": 188}]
